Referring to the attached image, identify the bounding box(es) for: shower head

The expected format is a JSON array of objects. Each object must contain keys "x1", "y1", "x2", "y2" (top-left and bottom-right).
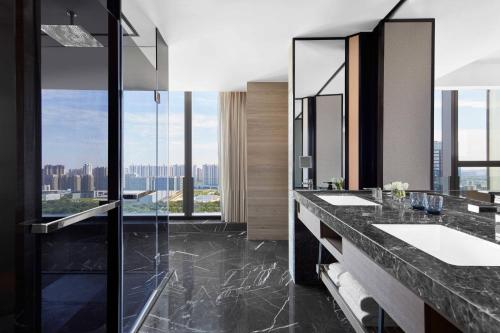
[{"x1": 41, "y1": 10, "x2": 103, "y2": 47}]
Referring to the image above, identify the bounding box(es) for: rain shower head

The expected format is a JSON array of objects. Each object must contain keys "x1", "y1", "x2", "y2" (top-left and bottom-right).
[{"x1": 41, "y1": 10, "x2": 103, "y2": 47}]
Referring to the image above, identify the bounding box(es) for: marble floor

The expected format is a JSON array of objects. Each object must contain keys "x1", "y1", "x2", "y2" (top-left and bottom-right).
[{"x1": 139, "y1": 224, "x2": 354, "y2": 333}]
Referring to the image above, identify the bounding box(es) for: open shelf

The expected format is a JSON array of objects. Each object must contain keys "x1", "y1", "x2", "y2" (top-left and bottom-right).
[
  {"x1": 319, "y1": 265, "x2": 403, "y2": 333},
  {"x1": 320, "y1": 221, "x2": 343, "y2": 256},
  {"x1": 319, "y1": 265, "x2": 369, "y2": 333}
]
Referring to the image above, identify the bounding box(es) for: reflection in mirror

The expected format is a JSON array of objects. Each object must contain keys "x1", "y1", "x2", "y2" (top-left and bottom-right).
[{"x1": 293, "y1": 39, "x2": 346, "y2": 189}]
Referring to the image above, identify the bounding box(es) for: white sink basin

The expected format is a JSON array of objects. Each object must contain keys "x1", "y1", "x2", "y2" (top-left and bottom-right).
[
  {"x1": 373, "y1": 224, "x2": 500, "y2": 266},
  {"x1": 316, "y1": 195, "x2": 380, "y2": 206}
]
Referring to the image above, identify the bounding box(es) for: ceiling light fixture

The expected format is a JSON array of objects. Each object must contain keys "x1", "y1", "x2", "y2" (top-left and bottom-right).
[{"x1": 41, "y1": 10, "x2": 103, "y2": 47}]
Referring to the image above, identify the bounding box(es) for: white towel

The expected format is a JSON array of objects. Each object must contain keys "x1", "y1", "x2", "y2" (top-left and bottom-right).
[
  {"x1": 339, "y1": 285, "x2": 378, "y2": 326},
  {"x1": 339, "y1": 272, "x2": 378, "y2": 313},
  {"x1": 327, "y1": 263, "x2": 345, "y2": 286}
]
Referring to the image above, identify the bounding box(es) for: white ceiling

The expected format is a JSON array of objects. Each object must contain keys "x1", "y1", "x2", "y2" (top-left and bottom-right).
[
  {"x1": 295, "y1": 40, "x2": 345, "y2": 98},
  {"x1": 394, "y1": 0, "x2": 500, "y2": 86},
  {"x1": 130, "y1": 0, "x2": 500, "y2": 91},
  {"x1": 132, "y1": 0, "x2": 398, "y2": 91}
]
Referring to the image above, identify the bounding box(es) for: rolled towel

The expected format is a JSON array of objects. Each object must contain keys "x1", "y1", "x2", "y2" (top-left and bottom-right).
[
  {"x1": 339, "y1": 272, "x2": 378, "y2": 313},
  {"x1": 327, "y1": 263, "x2": 345, "y2": 286},
  {"x1": 339, "y1": 285, "x2": 378, "y2": 326}
]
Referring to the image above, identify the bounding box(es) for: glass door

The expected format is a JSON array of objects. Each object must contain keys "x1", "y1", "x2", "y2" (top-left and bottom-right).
[
  {"x1": 121, "y1": 16, "x2": 170, "y2": 330},
  {"x1": 122, "y1": 21, "x2": 158, "y2": 332}
]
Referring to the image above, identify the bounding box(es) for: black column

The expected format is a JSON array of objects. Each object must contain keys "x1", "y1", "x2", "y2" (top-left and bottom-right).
[
  {"x1": 358, "y1": 30, "x2": 382, "y2": 188},
  {"x1": 1, "y1": 0, "x2": 41, "y2": 331},
  {"x1": 183, "y1": 92, "x2": 193, "y2": 216},
  {"x1": 107, "y1": 0, "x2": 122, "y2": 331},
  {"x1": 307, "y1": 97, "x2": 316, "y2": 186}
]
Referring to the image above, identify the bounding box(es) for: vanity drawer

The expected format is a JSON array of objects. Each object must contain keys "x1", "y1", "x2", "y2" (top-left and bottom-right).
[
  {"x1": 343, "y1": 240, "x2": 425, "y2": 333},
  {"x1": 297, "y1": 204, "x2": 321, "y2": 238}
]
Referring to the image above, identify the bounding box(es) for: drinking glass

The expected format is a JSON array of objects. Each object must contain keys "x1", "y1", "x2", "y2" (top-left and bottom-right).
[
  {"x1": 426, "y1": 195, "x2": 443, "y2": 215},
  {"x1": 409, "y1": 192, "x2": 427, "y2": 210}
]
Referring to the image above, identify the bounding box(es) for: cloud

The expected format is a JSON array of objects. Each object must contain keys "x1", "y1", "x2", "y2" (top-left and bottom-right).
[
  {"x1": 458, "y1": 100, "x2": 486, "y2": 109},
  {"x1": 193, "y1": 114, "x2": 218, "y2": 129},
  {"x1": 458, "y1": 129, "x2": 487, "y2": 160}
]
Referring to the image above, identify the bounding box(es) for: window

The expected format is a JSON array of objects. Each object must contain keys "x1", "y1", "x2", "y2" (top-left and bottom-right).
[
  {"x1": 458, "y1": 90, "x2": 487, "y2": 161},
  {"x1": 434, "y1": 89, "x2": 500, "y2": 192},
  {"x1": 122, "y1": 90, "x2": 158, "y2": 216},
  {"x1": 456, "y1": 89, "x2": 500, "y2": 191},
  {"x1": 167, "y1": 91, "x2": 220, "y2": 217},
  {"x1": 192, "y1": 92, "x2": 220, "y2": 214},
  {"x1": 42, "y1": 89, "x2": 108, "y2": 216},
  {"x1": 168, "y1": 92, "x2": 185, "y2": 214},
  {"x1": 433, "y1": 89, "x2": 500, "y2": 191},
  {"x1": 433, "y1": 90, "x2": 443, "y2": 191}
]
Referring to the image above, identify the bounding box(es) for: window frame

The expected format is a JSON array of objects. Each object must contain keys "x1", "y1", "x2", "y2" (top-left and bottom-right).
[
  {"x1": 452, "y1": 89, "x2": 500, "y2": 190},
  {"x1": 174, "y1": 91, "x2": 221, "y2": 219}
]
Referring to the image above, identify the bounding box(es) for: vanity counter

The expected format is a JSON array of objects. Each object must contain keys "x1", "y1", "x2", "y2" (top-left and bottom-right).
[{"x1": 294, "y1": 190, "x2": 500, "y2": 333}]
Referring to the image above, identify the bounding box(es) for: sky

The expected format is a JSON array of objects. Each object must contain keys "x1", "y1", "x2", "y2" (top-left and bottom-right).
[
  {"x1": 42, "y1": 89, "x2": 218, "y2": 169},
  {"x1": 434, "y1": 89, "x2": 490, "y2": 161},
  {"x1": 42, "y1": 88, "x2": 493, "y2": 170}
]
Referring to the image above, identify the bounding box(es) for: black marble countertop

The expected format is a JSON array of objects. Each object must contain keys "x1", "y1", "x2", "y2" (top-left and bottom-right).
[{"x1": 294, "y1": 190, "x2": 500, "y2": 333}]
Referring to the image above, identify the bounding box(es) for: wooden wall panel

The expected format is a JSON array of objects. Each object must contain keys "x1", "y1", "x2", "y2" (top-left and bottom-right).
[
  {"x1": 247, "y1": 82, "x2": 288, "y2": 240},
  {"x1": 348, "y1": 35, "x2": 360, "y2": 190}
]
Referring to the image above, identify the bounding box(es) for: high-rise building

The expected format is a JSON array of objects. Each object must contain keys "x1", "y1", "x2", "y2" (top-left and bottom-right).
[
  {"x1": 49, "y1": 174, "x2": 59, "y2": 191},
  {"x1": 168, "y1": 164, "x2": 185, "y2": 177},
  {"x1": 58, "y1": 174, "x2": 69, "y2": 190},
  {"x1": 43, "y1": 164, "x2": 65, "y2": 176},
  {"x1": 68, "y1": 168, "x2": 82, "y2": 176},
  {"x1": 81, "y1": 174, "x2": 95, "y2": 192},
  {"x1": 93, "y1": 167, "x2": 108, "y2": 190},
  {"x1": 433, "y1": 141, "x2": 442, "y2": 191},
  {"x1": 71, "y1": 175, "x2": 81, "y2": 192},
  {"x1": 43, "y1": 164, "x2": 65, "y2": 188},
  {"x1": 83, "y1": 163, "x2": 93, "y2": 175},
  {"x1": 202, "y1": 164, "x2": 219, "y2": 187}
]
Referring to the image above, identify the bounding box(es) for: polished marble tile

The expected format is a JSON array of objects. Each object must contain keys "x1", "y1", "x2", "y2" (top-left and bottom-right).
[{"x1": 139, "y1": 229, "x2": 353, "y2": 333}]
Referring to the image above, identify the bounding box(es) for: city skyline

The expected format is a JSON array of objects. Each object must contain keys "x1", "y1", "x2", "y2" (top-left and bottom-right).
[
  {"x1": 42, "y1": 162, "x2": 219, "y2": 193},
  {"x1": 42, "y1": 90, "x2": 218, "y2": 169}
]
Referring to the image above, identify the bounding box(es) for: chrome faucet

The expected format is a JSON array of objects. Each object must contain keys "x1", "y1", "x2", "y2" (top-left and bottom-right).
[{"x1": 302, "y1": 179, "x2": 314, "y2": 190}]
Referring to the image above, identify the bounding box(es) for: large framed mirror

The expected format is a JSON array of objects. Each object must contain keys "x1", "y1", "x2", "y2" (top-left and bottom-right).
[{"x1": 293, "y1": 38, "x2": 347, "y2": 189}]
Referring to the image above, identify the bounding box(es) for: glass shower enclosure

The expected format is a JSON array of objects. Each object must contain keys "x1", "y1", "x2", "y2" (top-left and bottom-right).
[{"x1": 121, "y1": 16, "x2": 170, "y2": 331}]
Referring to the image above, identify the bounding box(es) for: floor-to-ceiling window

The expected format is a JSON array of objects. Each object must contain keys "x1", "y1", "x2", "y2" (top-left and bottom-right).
[
  {"x1": 192, "y1": 92, "x2": 220, "y2": 215},
  {"x1": 434, "y1": 89, "x2": 500, "y2": 192},
  {"x1": 433, "y1": 90, "x2": 443, "y2": 191},
  {"x1": 457, "y1": 90, "x2": 489, "y2": 190},
  {"x1": 168, "y1": 92, "x2": 185, "y2": 215},
  {"x1": 169, "y1": 91, "x2": 220, "y2": 217}
]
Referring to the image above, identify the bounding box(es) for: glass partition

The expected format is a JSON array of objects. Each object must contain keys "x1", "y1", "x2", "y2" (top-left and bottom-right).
[
  {"x1": 121, "y1": 18, "x2": 158, "y2": 331},
  {"x1": 156, "y1": 29, "x2": 170, "y2": 282},
  {"x1": 121, "y1": 13, "x2": 170, "y2": 329},
  {"x1": 40, "y1": 0, "x2": 113, "y2": 330}
]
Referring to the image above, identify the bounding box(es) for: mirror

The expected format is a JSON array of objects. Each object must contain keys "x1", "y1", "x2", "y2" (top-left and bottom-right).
[{"x1": 293, "y1": 39, "x2": 346, "y2": 189}]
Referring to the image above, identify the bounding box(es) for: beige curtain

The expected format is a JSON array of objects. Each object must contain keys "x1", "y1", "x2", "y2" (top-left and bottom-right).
[{"x1": 219, "y1": 92, "x2": 247, "y2": 223}]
